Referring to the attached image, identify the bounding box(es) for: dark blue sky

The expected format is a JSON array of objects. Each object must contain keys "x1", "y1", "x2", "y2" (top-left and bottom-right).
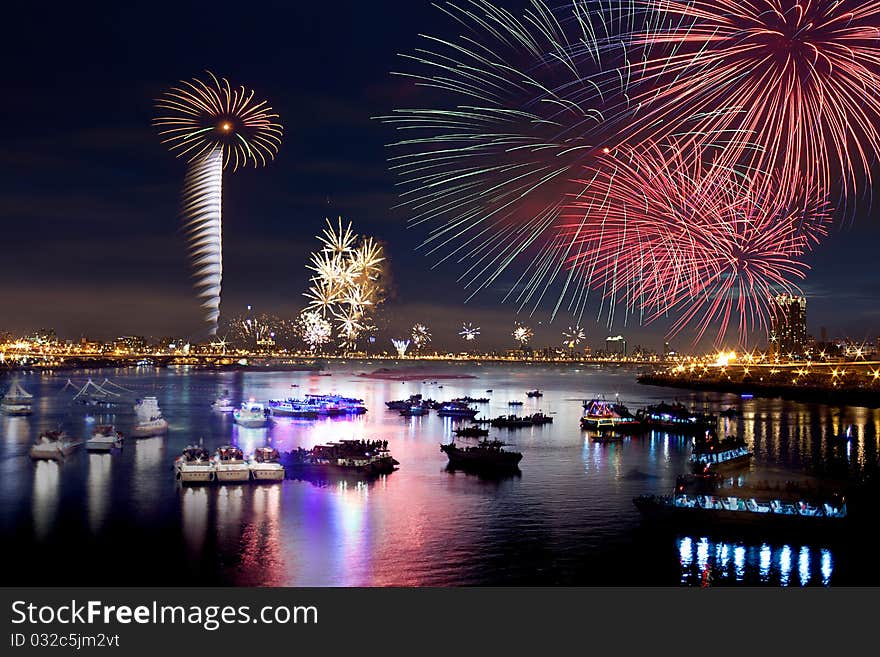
[{"x1": 1, "y1": 0, "x2": 878, "y2": 352}]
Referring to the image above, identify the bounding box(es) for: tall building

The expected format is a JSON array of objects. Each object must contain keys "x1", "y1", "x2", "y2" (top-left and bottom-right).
[
  {"x1": 605, "y1": 335, "x2": 627, "y2": 356},
  {"x1": 769, "y1": 294, "x2": 807, "y2": 356}
]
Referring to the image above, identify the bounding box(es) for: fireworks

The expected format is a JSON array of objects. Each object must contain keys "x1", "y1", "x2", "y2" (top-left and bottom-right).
[
  {"x1": 382, "y1": 0, "x2": 651, "y2": 311},
  {"x1": 223, "y1": 307, "x2": 294, "y2": 349},
  {"x1": 297, "y1": 311, "x2": 332, "y2": 352},
  {"x1": 562, "y1": 326, "x2": 586, "y2": 350},
  {"x1": 562, "y1": 142, "x2": 832, "y2": 344},
  {"x1": 512, "y1": 324, "x2": 534, "y2": 347},
  {"x1": 391, "y1": 339, "x2": 411, "y2": 358},
  {"x1": 303, "y1": 217, "x2": 386, "y2": 349},
  {"x1": 459, "y1": 323, "x2": 480, "y2": 342},
  {"x1": 155, "y1": 71, "x2": 282, "y2": 335},
  {"x1": 626, "y1": 0, "x2": 880, "y2": 202},
  {"x1": 411, "y1": 324, "x2": 431, "y2": 351}
]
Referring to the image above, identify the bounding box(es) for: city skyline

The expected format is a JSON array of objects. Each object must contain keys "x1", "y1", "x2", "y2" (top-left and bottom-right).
[{"x1": 2, "y1": 1, "x2": 880, "y2": 351}]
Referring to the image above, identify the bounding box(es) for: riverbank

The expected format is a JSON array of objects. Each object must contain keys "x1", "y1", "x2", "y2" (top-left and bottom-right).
[{"x1": 638, "y1": 372, "x2": 880, "y2": 407}]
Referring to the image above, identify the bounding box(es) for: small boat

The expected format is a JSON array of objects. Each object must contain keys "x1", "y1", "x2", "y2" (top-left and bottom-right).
[
  {"x1": 400, "y1": 404, "x2": 429, "y2": 417},
  {"x1": 249, "y1": 447, "x2": 286, "y2": 481},
  {"x1": 688, "y1": 431, "x2": 752, "y2": 475},
  {"x1": 386, "y1": 394, "x2": 423, "y2": 410},
  {"x1": 508, "y1": 400, "x2": 524, "y2": 406},
  {"x1": 131, "y1": 396, "x2": 169, "y2": 437},
  {"x1": 485, "y1": 389, "x2": 493, "y2": 393},
  {"x1": 1, "y1": 379, "x2": 33, "y2": 416},
  {"x1": 530, "y1": 412, "x2": 553, "y2": 425},
  {"x1": 441, "y1": 439, "x2": 522, "y2": 471},
  {"x1": 526, "y1": 390, "x2": 543, "y2": 398},
  {"x1": 436, "y1": 401, "x2": 479, "y2": 419},
  {"x1": 283, "y1": 439, "x2": 398, "y2": 476},
  {"x1": 211, "y1": 391, "x2": 235, "y2": 412},
  {"x1": 86, "y1": 425, "x2": 124, "y2": 452},
  {"x1": 233, "y1": 400, "x2": 270, "y2": 428},
  {"x1": 30, "y1": 430, "x2": 82, "y2": 460},
  {"x1": 174, "y1": 445, "x2": 216, "y2": 483},
  {"x1": 269, "y1": 399, "x2": 320, "y2": 418},
  {"x1": 580, "y1": 398, "x2": 645, "y2": 433},
  {"x1": 214, "y1": 445, "x2": 251, "y2": 482},
  {"x1": 490, "y1": 414, "x2": 534, "y2": 428},
  {"x1": 454, "y1": 425, "x2": 490, "y2": 438}
]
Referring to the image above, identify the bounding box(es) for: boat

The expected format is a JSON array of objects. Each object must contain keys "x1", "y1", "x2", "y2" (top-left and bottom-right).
[
  {"x1": 400, "y1": 404, "x2": 429, "y2": 417},
  {"x1": 635, "y1": 402, "x2": 716, "y2": 434},
  {"x1": 283, "y1": 439, "x2": 398, "y2": 476},
  {"x1": 268, "y1": 398, "x2": 320, "y2": 418},
  {"x1": 634, "y1": 478, "x2": 849, "y2": 537},
  {"x1": 490, "y1": 414, "x2": 534, "y2": 428},
  {"x1": 454, "y1": 425, "x2": 490, "y2": 438},
  {"x1": 211, "y1": 391, "x2": 235, "y2": 412},
  {"x1": 580, "y1": 398, "x2": 645, "y2": 433},
  {"x1": 305, "y1": 394, "x2": 367, "y2": 415},
  {"x1": 249, "y1": 447, "x2": 286, "y2": 481},
  {"x1": 233, "y1": 400, "x2": 270, "y2": 428},
  {"x1": 1, "y1": 379, "x2": 33, "y2": 416},
  {"x1": 688, "y1": 431, "x2": 752, "y2": 475},
  {"x1": 508, "y1": 400, "x2": 524, "y2": 406},
  {"x1": 441, "y1": 438, "x2": 522, "y2": 471},
  {"x1": 174, "y1": 445, "x2": 216, "y2": 483},
  {"x1": 530, "y1": 412, "x2": 553, "y2": 425},
  {"x1": 526, "y1": 390, "x2": 543, "y2": 398},
  {"x1": 386, "y1": 394, "x2": 423, "y2": 410},
  {"x1": 86, "y1": 425, "x2": 124, "y2": 452},
  {"x1": 131, "y1": 396, "x2": 169, "y2": 437},
  {"x1": 452, "y1": 396, "x2": 490, "y2": 404},
  {"x1": 213, "y1": 445, "x2": 251, "y2": 482},
  {"x1": 29, "y1": 430, "x2": 82, "y2": 460},
  {"x1": 486, "y1": 389, "x2": 493, "y2": 393},
  {"x1": 436, "y1": 401, "x2": 479, "y2": 419}
]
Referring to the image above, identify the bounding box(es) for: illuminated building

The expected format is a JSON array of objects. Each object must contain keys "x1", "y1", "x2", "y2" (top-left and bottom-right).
[
  {"x1": 769, "y1": 294, "x2": 807, "y2": 356},
  {"x1": 605, "y1": 335, "x2": 626, "y2": 356}
]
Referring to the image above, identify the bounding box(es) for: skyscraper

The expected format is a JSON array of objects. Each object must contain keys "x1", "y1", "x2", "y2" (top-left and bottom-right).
[{"x1": 769, "y1": 294, "x2": 807, "y2": 356}]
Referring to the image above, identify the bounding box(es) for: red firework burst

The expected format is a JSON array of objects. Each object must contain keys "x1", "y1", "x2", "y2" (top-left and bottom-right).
[
  {"x1": 628, "y1": 0, "x2": 880, "y2": 202},
  {"x1": 561, "y1": 142, "x2": 832, "y2": 345}
]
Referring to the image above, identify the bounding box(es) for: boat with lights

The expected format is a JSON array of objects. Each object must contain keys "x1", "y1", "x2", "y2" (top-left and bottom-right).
[
  {"x1": 174, "y1": 445, "x2": 216, "y2": 483},
  {"x1": 30, "y1": 430, "x2": 82, "y2": 460},
  {"x1": 688, "y1": 431, "x2": 752, "y2": 475},
  {"x1": 131, "y1": 396, "x2": 169, "y2": 437},
  {"x1": 580, "y1": 398, "x2": 645, "y2": 433},
  {"x1": 635, "y1": 402, "x2": 717, "y2": 434},
  {"x1": 233, "y1": 401, "x2": 270, "y2": 428},
  {"x1": 1, "y1": 380, "x2": 33, "y2": 416},
  {"x1": 213, "y1": 445, "x2": 251, "y2": 482},
  {"x1": 436, "y1": 401, "x2": 479, "y2": 419},
  {"x1": 86, "y1": 425, "x2": 124, "y2": 452}
]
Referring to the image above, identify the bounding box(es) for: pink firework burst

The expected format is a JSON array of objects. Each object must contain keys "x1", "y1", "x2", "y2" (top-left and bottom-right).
[
  {"x1": 627, "y1": 0, "x2": 880, "y2": 204},
  {"x1": 561, "y1": 142, "x2": 832, "y2": 345}
]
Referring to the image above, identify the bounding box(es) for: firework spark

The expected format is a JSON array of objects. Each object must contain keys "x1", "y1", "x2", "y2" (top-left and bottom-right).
[
  {"x1": 223, "y1": 306, "x2": 294, "y2": 349},
  {"x1": 626, "y1": 0, "x2": 880, "y2": 202},
  {"x1": 297, "y1": 311, "x2": 332, "y2": 352},
  {"x1": 382, "y1": 0, "x2": 656, "y2": 315},
  {"x1": 512, "y1": 324, "x2": 534, "y2": 347},
  {"x1": 411, "y1": 323, "x2": 432, "y2": 351},
  {"x1": 304, "y1": 218, "x2": 386, "y2": 349},
  {"x1": 459, "y1": 323, "x2": 480, "y2": 341},
  {"x1": 562, "y1": 142, "x2": 832, "y2": 345},
  {"x1": 562, "y1": 326, "x2": 586, "y2": 350},
  {"x1": 391, "y1": 339, "x2": 411, "y2": 358},
  {"x1": 155, "y1": 71, "x2": 282, "y2": 335}
]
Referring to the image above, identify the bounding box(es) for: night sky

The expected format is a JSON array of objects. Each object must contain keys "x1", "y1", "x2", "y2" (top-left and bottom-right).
[{"x1": 2, "y1": 0, "x2": 879, "y2": 352}]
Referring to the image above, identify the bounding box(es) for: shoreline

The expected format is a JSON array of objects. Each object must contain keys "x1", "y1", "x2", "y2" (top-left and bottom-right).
[{"x1": 638, "y1": 373, "x2": 880, "y2": 407}]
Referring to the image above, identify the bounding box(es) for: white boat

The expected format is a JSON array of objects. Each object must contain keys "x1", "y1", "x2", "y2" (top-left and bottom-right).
[
  {"x1": 249, "y1": 447, "x2": 285, "y2": 481},
  {"x1": 212, "y1": 395, "x2": 235, "y2": 412},
  {"x1": 1, "y1": 380, "x2": 33, "y2": 416},
  {"x1": 30, "y1": 430, "x2": 82, "y2": 460},
  {"x1": 233, "y1": 401, "x2": 269, "y2": 428},
  {"x1": 214, "y1": 445, "x2": 251, "y2": 482},
  {"x1": 131, "y1": 396, "x2": 169, "y2": 437},
  {"x1": 174, "y1": 445, "x2": 216, "y2": 483},
  {"x1": 86, "y1": 425, "x2": 124, "y2": 452}
]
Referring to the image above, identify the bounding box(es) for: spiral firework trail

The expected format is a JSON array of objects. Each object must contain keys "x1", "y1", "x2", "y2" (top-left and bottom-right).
[
  {"x1": 382, "y1": 0, "x2": 658, "y2": 316},
  {"x1": 154, "y1": 71, "x2": 282, "y2": 335},
  {"x1": 562, "y1": 142, "x2": 833, "y2": 345},
  {"x1": 627, "y1": 0, "x2": 880, "y2": 205}
]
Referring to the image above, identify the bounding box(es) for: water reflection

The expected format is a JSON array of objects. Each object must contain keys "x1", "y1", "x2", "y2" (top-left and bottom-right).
[
  {"x1": 87, "y1": 453, "x2": 112, "y2": 533},
  {"x1": 32, "y1": 460, "x2": 60, "y2": 540},
  {"x1": 181, "y1": 487, "x2": 210, "y2": 558},
  {"x1": 678, "y1": 537, "x2": 834, "y2": 586}
]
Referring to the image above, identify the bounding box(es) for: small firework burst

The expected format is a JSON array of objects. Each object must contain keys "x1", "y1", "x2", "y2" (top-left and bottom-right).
[
  {"x1": 512, "y1": 324, "x2": 534, "y2": 347},
  {"x1": 459, "y1": 323, "x2": 480, "y2": 342},
  {"x1": 562, "y1": 326, "x2": 586, "y2": 350},
  {"x1": 297, "y1": 311, "x2": 332, "y2": 352},
  {"x1": 411, "y1": 323, "x2": 432, "y2": 351}
]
